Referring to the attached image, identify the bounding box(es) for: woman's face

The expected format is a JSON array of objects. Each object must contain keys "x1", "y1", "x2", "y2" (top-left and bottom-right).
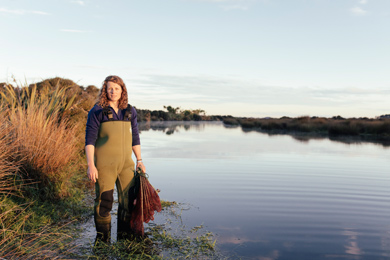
[{"x1": 106, "y1": 81, "x2": 122, "y2": 104}]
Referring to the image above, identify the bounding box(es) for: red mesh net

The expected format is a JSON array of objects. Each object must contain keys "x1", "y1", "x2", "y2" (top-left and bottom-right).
[{"x1": 129, "y1": 170, "x2": 162, "y2": 237}]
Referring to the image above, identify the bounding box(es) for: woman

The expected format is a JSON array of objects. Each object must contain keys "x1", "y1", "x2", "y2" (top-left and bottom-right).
[{"x1": 85, "y1": 75, "x2": 145, "y2": 244}]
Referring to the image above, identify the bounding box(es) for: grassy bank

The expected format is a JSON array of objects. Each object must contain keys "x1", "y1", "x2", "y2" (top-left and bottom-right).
[
  {"x1": 0, "y1": 79, "x2": 92, "y2": 258},
  {"x1": 223, "y1": 116, "x2": 390, "y2": 138}
]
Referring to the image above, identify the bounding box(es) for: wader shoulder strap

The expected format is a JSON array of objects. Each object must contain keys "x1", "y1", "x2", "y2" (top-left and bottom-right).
[
  {"x1": 124, "y1": 104, "x2": 132, "y2": 121},
  {"x1": 102, "y1": 107, "x2": 113, "y2": 120}
]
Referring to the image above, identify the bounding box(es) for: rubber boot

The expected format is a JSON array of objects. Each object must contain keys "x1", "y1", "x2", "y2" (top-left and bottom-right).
[
  {"x1": 117, "y1": 218, "x2": 134, "y2": 241},
  {"x1": 95, "y1": 223, "x2": 111, "y2": 245}
]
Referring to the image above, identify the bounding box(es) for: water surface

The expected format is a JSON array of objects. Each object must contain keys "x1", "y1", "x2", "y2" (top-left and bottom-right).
[{"x1": 140, "y1": 121, "x2": 390, "y2": 259}]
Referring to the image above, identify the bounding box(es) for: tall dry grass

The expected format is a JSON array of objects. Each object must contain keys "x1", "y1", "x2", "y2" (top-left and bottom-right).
[
  {"x1": 9, "y1": 103, "x2": 79, "y2": 198},
  {"x1": 0, "y1": 83, "x2": 81, "y2": 198},
  {"x1": 0, "y1": 111, "x2": 20, "y2": 196}
]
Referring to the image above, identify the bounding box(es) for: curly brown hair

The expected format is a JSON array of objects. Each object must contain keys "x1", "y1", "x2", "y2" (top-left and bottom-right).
[{"x1": 98, "y1": 75, "x2": 128, "y2": 109}]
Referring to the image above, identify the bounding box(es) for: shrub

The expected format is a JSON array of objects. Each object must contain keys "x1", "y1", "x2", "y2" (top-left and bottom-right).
[
  {"x1": 193, "y1": 113, "x2": 202, "y2": 121},
  {"x1": 295, "y1": 116, "x2": 310, "y2": 123},
  {"x1": 240, "y1": 118, "x2": 258, "y2": 128},
  {"x1": 86, "y1": 85, "x2": 100, "y2": 98},
  {"x1": 377, "y1": 121, "x2": 390, "y2": 135},
  {"x1": 223, "y1": 117, "x2": 239, "y2": 126},
  {"x1": 328, "y1": 121, "x2": 359, "y2": 136}
]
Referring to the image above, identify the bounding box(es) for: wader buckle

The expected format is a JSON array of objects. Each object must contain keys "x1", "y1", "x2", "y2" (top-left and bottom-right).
[
  {"x1": 102, "y1": 104, "x2": 132, "y2": 121},
  {"x1": 124, "y1": 104, "x2": 132, "y2": 120},
  {"x1": 103, "y1": 107, "x2": 114, "y2": 120}
]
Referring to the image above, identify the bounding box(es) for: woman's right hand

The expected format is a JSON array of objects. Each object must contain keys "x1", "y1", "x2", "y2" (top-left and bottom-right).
[{"x1": 87, "y1": 165, "x2": 98, "y2": 183}]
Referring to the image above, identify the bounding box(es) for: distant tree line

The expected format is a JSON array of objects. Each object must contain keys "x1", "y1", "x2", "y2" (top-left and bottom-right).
[{"x1": 137, "y1": 106, "x2": 221, "y2": 122}]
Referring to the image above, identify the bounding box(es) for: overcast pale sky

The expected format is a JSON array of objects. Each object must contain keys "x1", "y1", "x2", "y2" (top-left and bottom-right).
[{"x1": 1, "y1": 0, "x2": 389, "y2": 117}]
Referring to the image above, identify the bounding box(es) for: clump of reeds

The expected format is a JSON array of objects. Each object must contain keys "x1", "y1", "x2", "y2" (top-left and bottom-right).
[
  {"x1": 10, "y1": 104, "x2": 78, "y2": 198},
  {"x1": 0, "y1": 83, "x2": 81, "y2": 199},
  {"x1": 222, "y1": 117, "x2": 240, "y2": 126}
]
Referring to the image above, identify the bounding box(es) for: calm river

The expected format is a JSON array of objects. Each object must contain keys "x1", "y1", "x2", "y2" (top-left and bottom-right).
[{"x1": 139, "y1": 121, "x2": 390, "y2": 259}]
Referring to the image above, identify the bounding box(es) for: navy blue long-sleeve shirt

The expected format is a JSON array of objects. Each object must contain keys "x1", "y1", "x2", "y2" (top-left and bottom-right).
[{"x1": 85, "y1": 104, "x2": 141, "y2": 147}]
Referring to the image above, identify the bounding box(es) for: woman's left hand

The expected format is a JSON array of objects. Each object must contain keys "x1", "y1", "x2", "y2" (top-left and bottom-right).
[{"x1": 137, "y1": 161, "x2": 146, "y2": 173}]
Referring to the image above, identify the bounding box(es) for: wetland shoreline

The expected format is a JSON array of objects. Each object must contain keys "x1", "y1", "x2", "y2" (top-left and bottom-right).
[{"x1": 221, "y1": 115, "x2": 390, "y2": 141}]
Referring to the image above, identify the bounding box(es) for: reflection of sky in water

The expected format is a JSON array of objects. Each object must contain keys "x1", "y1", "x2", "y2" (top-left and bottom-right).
[{"x1": 137, "y1": 122, "x2": 390, "y2": 259}]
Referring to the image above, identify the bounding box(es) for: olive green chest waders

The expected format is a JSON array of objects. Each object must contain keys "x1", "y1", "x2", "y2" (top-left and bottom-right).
[{"x1": 94, "y1": 119, "x2": 135, "y2": 243}]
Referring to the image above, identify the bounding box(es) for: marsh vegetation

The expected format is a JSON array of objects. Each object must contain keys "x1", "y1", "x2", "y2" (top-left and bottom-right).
[{"x1": 223, "y1": 115, "x2": 390, "y2": 139}]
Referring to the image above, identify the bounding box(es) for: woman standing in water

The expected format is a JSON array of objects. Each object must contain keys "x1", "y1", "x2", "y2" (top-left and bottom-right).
[{"x1": 85, "y1": 75, "x2": 145, "y2": 244}]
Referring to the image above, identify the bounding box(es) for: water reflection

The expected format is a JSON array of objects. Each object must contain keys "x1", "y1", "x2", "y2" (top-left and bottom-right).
[
  {"x1": 342, "y1": 228, "x2": 362, "y2": 257},
  {"x1": 140, "y1": 121, "x2": 390, "y2": 147},
  {"x1": 232, "y1": 124, "x2": 390, "y2": 147},
  {"x1": 139, "y1": 121, "x2": 209, "y2": 135}
]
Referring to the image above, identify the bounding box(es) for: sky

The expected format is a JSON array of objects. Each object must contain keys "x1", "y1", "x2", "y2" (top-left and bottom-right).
[{"x1": 1, "y1": 0, "x2": 389, "y2": 118}]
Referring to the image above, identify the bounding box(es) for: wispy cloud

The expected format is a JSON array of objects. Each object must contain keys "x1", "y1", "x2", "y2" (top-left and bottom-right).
[
  {"x1": 71, "y1": 0, "x2": 85, "y2": 6},
  {"x1": 133, "y1": 74, "x2": 389, "y2": 105},
  {"x1": 359, "y1": 0, "x2": 367, "y2": 4},
  {"x1": 0, "y1": 7, "x2": 50, "y2": 15},
  {"x1": 60, "y1": 29, "x2": 90, "y2": 33},
  {"x1": 350, "y1": 6, "x2": 368, "y2": 16}
]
